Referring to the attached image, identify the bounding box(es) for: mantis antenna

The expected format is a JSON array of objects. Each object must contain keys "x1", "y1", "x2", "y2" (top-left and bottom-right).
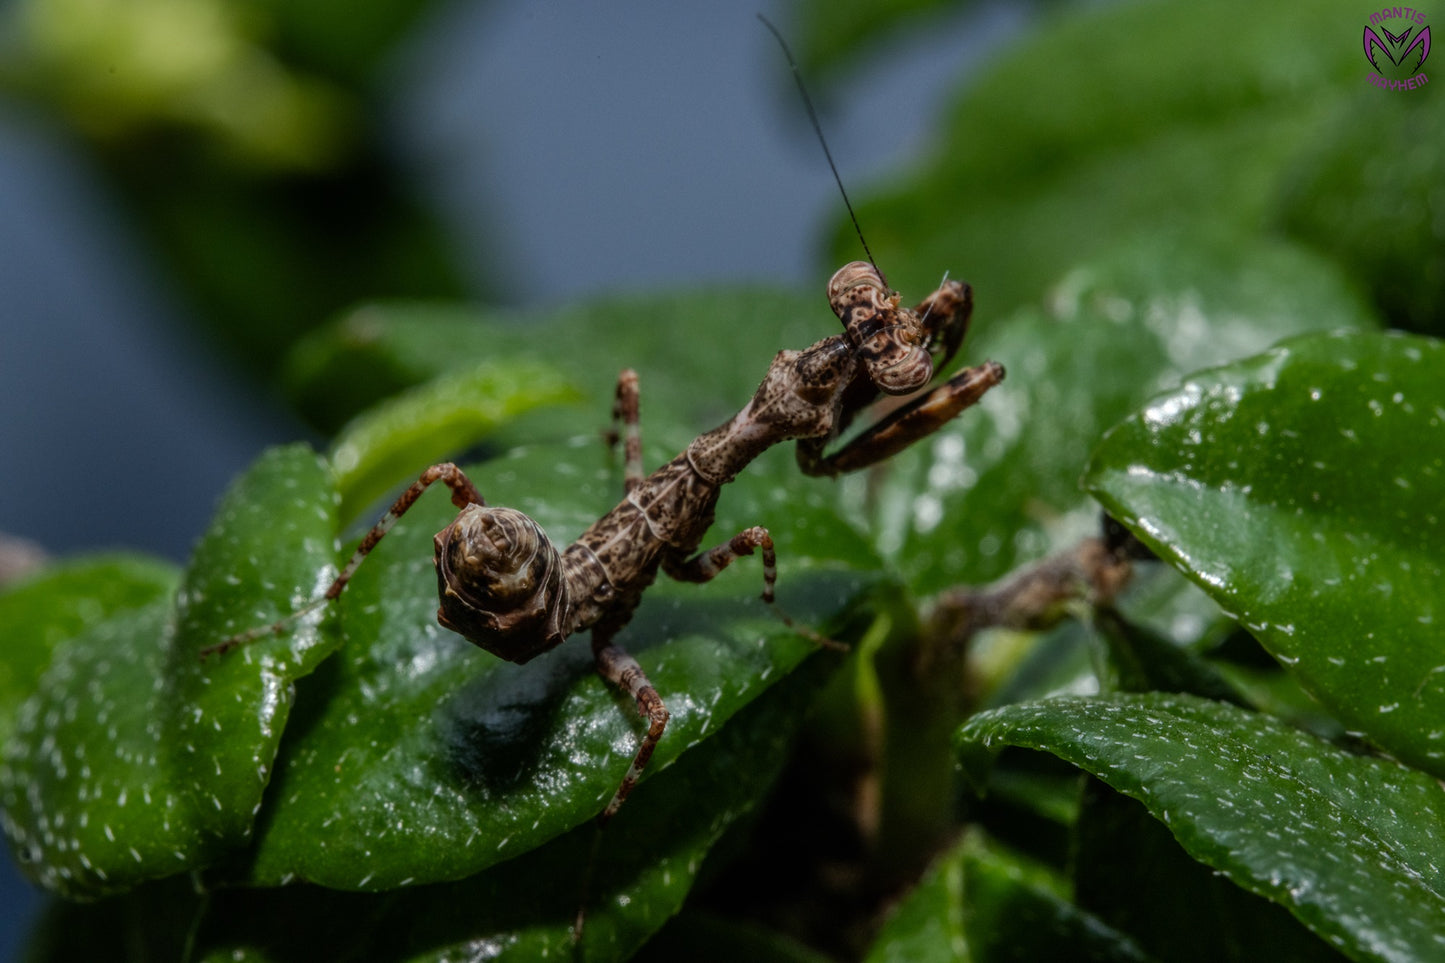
[{"x1": 757, "y1": 13, "x2": 885, "y2": 287}]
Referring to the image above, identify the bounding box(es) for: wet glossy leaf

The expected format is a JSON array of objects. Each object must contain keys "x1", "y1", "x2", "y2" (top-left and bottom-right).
[
  {"x1": 849, "y1": 234, "x2": 1377, "y2": 595},
  {"x1": 26, "y1": 659, "x2": 825, "y2": 962},
  {"x1": 956, "y1": 693, "x2": 1445, "y2": 963},
  {"x1": 326, "y1": 358, "x2": 579, "y2": 523},
  {"x1": 1073, "y1": 778, "x2": 1343, "y2": 963},
  {"x1": 1085, "y1": 331, "x2": 1445, "y2": 775},
  {"x1": 1, "y1": 446, "x2": 338, "y2": 897},
  {"x1": 240, "y1": 438, "x2": 884, "y2": 889},
  {"x1": 0, "y1": 554, "x2": 178, "y2": 744},
  {"x1": 2, "y1": 600, "x2": 184, "y2": 896}
]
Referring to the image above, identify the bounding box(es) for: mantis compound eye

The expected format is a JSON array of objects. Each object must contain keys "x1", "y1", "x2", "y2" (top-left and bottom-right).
[
  {"x1": 827, "y1": 261, "x2": 934, "y2": 395},
  {"x1": 432, "y1": 506, "x2": 568, "y2": 663}
]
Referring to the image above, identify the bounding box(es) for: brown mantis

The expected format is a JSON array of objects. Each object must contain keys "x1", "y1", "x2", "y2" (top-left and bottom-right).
[
  {"x1": 204, "y1": 260, "x2": 1004, "y2": 824},
  {"x1": 206, "y1": 16, "x2": 1005, "y2": 839}
]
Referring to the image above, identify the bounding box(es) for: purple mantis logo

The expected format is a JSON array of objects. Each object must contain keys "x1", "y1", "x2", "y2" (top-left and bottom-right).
[
  {"x1": 1364, "y1": 8, "x2": 1431, "y2": 90},
  {"x1": 1365, "y1": 23, "x2": 1431, "y2": 71}
]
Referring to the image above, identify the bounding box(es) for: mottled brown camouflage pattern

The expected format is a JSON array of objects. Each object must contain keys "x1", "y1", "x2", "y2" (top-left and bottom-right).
[{"x1": 208, "y1": 262, "x2": 1003, "y2": 830}]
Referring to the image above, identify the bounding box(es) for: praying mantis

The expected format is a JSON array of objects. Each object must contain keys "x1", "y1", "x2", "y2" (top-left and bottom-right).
[{"x1": 205, "y1": 260, "x2": 1004, "y2": 824}]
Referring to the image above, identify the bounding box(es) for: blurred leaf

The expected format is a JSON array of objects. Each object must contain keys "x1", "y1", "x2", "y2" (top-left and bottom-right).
[
  {"x1": 1086, "y1": 331, "x2": 1445, "y2": 776},
  {"x1": 868, "y1": 830, "x2": 1158, "y2": 963},
  {"x1": 249, "y1": 0, "x2": 443, "y2": 84},
  {"x1": 6, "y1": 0, "x2": 467, "y2": 380},
  {"x1": 956, "y1": 693, "x2": 1445, "y2": 963},
  {"x1": 845, "y1": 234, "x2": 1377, "y2": 596},
  {"x1": 960, "y1": 831, "x2": 1160, "y2": 963},
  {"x1": 829, "y1": 0, "x2": 1371, "y2": 319},
  {"x1": 967, "y1": 622, "x2": 1096, "y2": 711},
  {"x1": 1108, "y1": 562, "x2": 1234, "y2": 653},
  {"x1": 283, "y1": 287, "x2": 828, "y2": 434},
  {"x1": 0, "y1": 554, "x2": 178, "y2": 744},
  {"x1": 9, "y1": 0, "x2": 354, "y2": 165},
  {"x1": 19, "y1": 876, "x2": 202, "y2": 963},
  {"x1": 1277, "y1": 93, "x2": 1445, "y2": 335},
  {"x1": 327, "y1": 359, "x2": 579, "y2": 523},
  {"x1": 1211, "y1": 661, "x2": 1347, "y2": 743},
  {"x1": 132, "y1": 161, "x2": 467, "y2": 380},
  {"x1": 791, "y1": 0, "x2": 970, "y2": 80},
  {"x1": 638, "y1": 912, "x2": 836, "y2": 963},
  {"x1": 1090, "y1": 608, "x2": 1247, "y2": 706},
  {"x1": 1, "y1": 446, "x2": 338, "y2": 897},
  {"x1": 239, "y1": 438, "x2": 884, "y2": 890},
  {"x1": 862, "y1": 834, "x2": 968, "y2": 963}
]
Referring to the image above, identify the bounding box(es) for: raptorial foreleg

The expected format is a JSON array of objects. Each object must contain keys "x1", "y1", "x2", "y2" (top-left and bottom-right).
[
  {"x1": 914, "y1": 279, "x2": 974, "y2": 374},
  {"x1": 797, "y1": 361, "x2": 1004, "y2": 477}
]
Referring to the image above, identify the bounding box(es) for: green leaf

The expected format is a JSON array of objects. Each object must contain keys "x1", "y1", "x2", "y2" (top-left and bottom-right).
[
  {"x1": 1072, "y1": 778, "x2": 1344, "y2": 963},
  {"x1": 960, "y1": 832, "x2": 1158, "y2": 963},
  {"x1": 792, "y1": 0, "x2": 965, "y2": 81},
  {"x1": 19, "y1": 875, "x2": 201, "y2": 963},
  {"x1": 239, "y1": 438, "x2": 885, "y2": 889},
  {"x1": 863, "y1": 830, "x2": 1160, "y2": 963},
  {"x1": 849, "y1": 234, "x2": 1376, "y2": 595},
  {"x1": 0, "y1": 554, "x2": 178, "y2": 744},
  {"x1": 1, "y1": 446, "x2": 338, "y2": 897},
  {"x1": 248, "y1": 0, "x2": 447, "y2": 85},
  {"x1": 1211, "y1": 660, "x2": 1347, "y2": 744},
  {"x1": 638, "y1": 912, "x2": 836, "y2": 963},
  {"x1": 25, "y1": 655, "x2": 833, "y2": 963},
  {"x1": 1084, "y1": 331, "x2": 1445, "y2": 775},
  {"x1": 1277, "y1": 92, "x2": 1445, "y2": 335},
  {"x1": 1090, "y1": 608, "x2": 1247, "y2": 706},
  {"x1": 829, "y1": 0, "x2": 1369, "y2": 318},
  {"x1": 956, "y1": 693, "x2": 1445, "y2": 963},
  {"x1": 327, "y1": 359, "x2": 579, "y2": 523},
  {"x1": 863, "y1": 835, "x2": 968, "y2": 963},
  {"x1": 283, "y1": 287, "x2": 827, "y2": 434},
  {"x1": 9, "y1": 0, "x2": 468, "y2": 379}
]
